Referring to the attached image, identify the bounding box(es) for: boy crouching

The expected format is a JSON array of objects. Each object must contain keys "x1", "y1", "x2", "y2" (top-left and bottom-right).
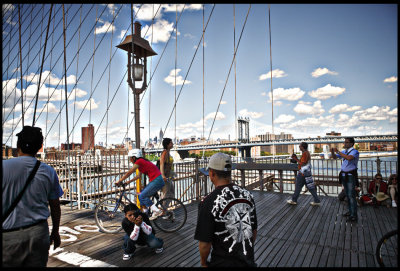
[{"x1": 122, "y1": 203, "x2": 164, "y2": 260}]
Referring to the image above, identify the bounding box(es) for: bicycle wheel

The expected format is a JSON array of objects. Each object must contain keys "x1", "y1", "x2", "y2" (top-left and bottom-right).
[
  {"x1": 152, "y1": 197, "x2": 187, "y2": 233},
  {"x1": 123, "y1": 192, "x2": 138, "y2": 206},
  {"x1": 375, "y1": 230, "x2": 398, "y2": 267},
  {"x1": 95, "y1": 197, "x2": 125, "y2": 233}
]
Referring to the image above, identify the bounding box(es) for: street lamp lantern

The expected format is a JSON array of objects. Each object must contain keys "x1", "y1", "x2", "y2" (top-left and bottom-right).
[{"x1": 117, "y1": 21, "x2": 157, "y2": 148}]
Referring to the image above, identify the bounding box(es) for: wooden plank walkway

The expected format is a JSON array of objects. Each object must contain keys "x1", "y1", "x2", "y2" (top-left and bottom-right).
[{"x1": 47, "y1": 191, "x2": 398, "y2": 267}]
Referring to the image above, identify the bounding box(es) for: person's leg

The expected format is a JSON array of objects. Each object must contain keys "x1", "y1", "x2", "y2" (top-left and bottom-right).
[
  {"x1": 138, "y1": 176, "x2": 165, "y2": 208},
  {"x1": 309, "y1": 187, "x2": 321, "y2": 203},
  {"x1": 123, "y1": 234, "x2": 137, "y2": 255},
  {"x1": 344, "y1": 175, "x2": 357, "y2": 219},
  {"x1": 144, "y1": 233, "x2": 163, "y2": 249},
  {"x1": 292, "y1": 174, "x2": 305, "y2": 202},
  {"x1": 23, "y1": 221, "x2": 50, "y2": 267}
]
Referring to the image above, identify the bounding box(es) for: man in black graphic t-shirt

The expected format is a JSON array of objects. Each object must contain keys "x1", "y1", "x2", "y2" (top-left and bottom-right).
[{"x1": 195, "y1": 153, "x2": 257, "y2": 267}]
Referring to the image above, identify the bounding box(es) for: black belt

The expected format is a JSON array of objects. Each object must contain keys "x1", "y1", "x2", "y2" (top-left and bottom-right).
[{"x1": 2, "y1": 219, "x2": 47, "y2": 233}]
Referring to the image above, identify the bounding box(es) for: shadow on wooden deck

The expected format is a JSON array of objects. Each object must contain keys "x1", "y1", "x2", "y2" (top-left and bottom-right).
[{"x1": 47, "y1": 190, "x2": 398, "y2": 267}]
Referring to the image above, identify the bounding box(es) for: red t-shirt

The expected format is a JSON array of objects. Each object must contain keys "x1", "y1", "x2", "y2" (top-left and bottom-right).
[{"x1": 134, "y1": 158, "x2": 161, "y2": 182}]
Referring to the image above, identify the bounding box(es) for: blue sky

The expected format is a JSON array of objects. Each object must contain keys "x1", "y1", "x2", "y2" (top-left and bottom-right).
[{"x1": 2, "y1": 4, "x2": 398, "y2": 148}]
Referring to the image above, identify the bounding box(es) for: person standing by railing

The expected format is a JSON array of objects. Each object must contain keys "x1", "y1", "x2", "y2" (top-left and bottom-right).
[
  {"x1": 331, "y1": 137, "x2": 360, "y2": 222},
  {"x1": 287, "y1": 142, "x2": 321, "y2": 206},
  {"x1": 2, "y1": 126, "x2": 63, "y2": 267},
  {"x1": 160, "y1": 138, "x2": 175, "y2": 200},
  {"x1": 387, "y1": 174, "x2": 398, "y2": 207}
]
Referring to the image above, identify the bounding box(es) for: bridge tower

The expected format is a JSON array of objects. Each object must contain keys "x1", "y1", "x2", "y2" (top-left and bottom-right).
[{"x1": 238, "y1": 117, "x2": 250, "y2": 143}]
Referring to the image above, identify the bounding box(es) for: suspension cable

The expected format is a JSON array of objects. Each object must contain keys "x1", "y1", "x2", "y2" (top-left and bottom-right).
[
  {"x1": 18, "y1": 4, "x2": 24, "y2": 126},
  {"x1": 174, "y1": 5, "x2": 178, "y2": 146},
  {"x1": 207, "y1": 4, "x2": 251, "y2": 142},
  {"x1": 106, "y1": 5, "x2": 115, "y2": 147},
  {"x1": 268, "y1": 4, "x2": 275, "y2": 157},
  {"x1": 202, "y1": 4, "x2": 205, "y2": 158},
  {"x1": 234, "y1": 4, "x2": 238, "y2": 157},
  {"x1": 32, "y1": 4, "x2": 53, "y2": 126},
  {"x1": 89, "y1": 5, "x2": 99, "y2": 127}
]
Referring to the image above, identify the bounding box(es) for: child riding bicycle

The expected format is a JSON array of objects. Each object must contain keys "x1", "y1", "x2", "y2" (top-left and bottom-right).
[{"x1": 115, "y1": 149, "x2": 165, "y2": 220}]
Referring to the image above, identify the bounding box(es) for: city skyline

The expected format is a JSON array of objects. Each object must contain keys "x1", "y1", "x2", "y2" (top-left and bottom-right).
[{"x1": 2, "y1": 4, "x2": 398, "y2": 148}]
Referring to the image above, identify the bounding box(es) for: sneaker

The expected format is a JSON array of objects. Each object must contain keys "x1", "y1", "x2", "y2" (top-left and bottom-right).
[
  {"x1": 155, "y1": 247, "x2": 164, "y2": 254},
  {"x1": 310, "y1": 202, "x2": 320, "y2": 206},
  {"x1": 123, "y1": 253, "x2": 134, "y2": 260},
  {"x1": 150, "y1": 209, "x2": 163, "y2": 220},
  {"x1": 392, "y1": 201, "x2": 397, "y2": 208},
  {"x1": 287, "y1": 200, "x2": 297, "y2": 205}
]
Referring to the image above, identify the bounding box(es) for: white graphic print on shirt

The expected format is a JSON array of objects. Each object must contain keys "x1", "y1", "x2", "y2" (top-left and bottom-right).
[{"x1": 211, "y1": 185, "x2": 254, "y2": 255}]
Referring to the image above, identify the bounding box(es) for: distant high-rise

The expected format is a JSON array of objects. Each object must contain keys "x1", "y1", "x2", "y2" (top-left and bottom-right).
[
  {"x1": 82, "y1": 124, "x2": 95, "y2": 152},
  {"x1": 159, "y1": 128, "x2": 164, "y2": 143}
]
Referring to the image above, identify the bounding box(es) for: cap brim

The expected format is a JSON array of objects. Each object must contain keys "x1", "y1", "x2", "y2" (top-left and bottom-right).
[{"x1": 199, "y1": 167, "x2": 209, "y2": 176}]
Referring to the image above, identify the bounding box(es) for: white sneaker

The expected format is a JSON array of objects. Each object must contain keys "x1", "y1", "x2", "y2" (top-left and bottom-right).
[
  {"x1": 123, "y1": 253, "x2": 134, "y2": 260},
  {"x1": 287, "y1": 200, "x2": 297, "y2": 205},
  {"x1": 155, "y1": 247, "x2": 164, "y2": 254},
  {"x1": 310, "y1": 202, "x2": 320, "y2": 206},
  {"x1": 392, "y1": 201, "x2": 397, "y2": 208},
  {"x1": 150, "y1": 210, "x2": 163, "y2": 220}
]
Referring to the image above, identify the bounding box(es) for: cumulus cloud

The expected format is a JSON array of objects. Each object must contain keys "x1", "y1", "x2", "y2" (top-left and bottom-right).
[
  {"x1": 220, "y1": 101, "x2": 227, "y2": 105},
  {"x1": 383, "y1": 76, "x2": 397, "y2": 83},
  {"x1": 95, "y1": 21, "x2": 115, "y2": 35},
  {"x1": 74, "y1": 98, "x2": 100, "y2": 110},
  {"x1": 268, "y1": 87, "x2": 305, "y2": 101},
  {"x1": 134, "y1": 4, "x2": 163, "y2": 21},
  {"x1": 259, "y1": 69, "x2": 287, "y2": 80},
  {"x1": 311, "y1": 67, "x2": 338, "y2": 78},
  {"x1": 294, "y1": 100, "x2": 325, "y2": 115},
  {"x1": 308, "y1": 84, "x2": 345, "y2": 100},
  {"x1": 23, "y1": 71, "x2": 77, "y2": 86},
  {"x1": 238, "y1": 109, "x2": 263, "y2": 119},
  {"x1": 143, "y1": 19, "x2": 175, "y2": 43},
  {"x1": 164, "y1": 69, "x2": 192, "y2": 86},
  {"x1": 280, "y1": 115, "x2": 335, "y2": 129},
  {"x1": 353, "y1": 106, "x2": 394, "y2": 121},
  {"x1": 329, "y1": 104, "x2": 362, "y2": 114},
  {"x1": 274, "y1": 114, "x2": 295, "y2": 124}
]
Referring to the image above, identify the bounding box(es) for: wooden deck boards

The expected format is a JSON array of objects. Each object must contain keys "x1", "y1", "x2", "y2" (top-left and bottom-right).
[{"x1": 47, "y1": 190, "x2": 398, "y2": 267}]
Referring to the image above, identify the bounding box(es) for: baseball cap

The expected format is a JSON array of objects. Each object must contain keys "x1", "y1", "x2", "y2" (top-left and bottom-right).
[{"x1": 199, "y1": 152, "x2": 235, "y2": 176}]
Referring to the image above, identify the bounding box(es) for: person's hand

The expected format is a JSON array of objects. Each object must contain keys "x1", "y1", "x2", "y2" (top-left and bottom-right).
[
  {"x1": 134, "y1": 215, "x2": 143, "y2": 226},
  {"x1": 291, "y1": 154, "x2": 297, "y2": 159},
  {"x1": 332, "y1": 148, "x2": 338, "y2": 153},
  {"x1": 162, "y1": 176, "x2": 167, "y2": 181},
  {"x1": 50, "y1": 231, "x2": 61, "y2": 249}
]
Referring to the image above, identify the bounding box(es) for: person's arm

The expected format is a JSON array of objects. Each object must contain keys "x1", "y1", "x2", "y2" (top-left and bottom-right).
[
  {"x1": 331, "y1": 148, "x2": 338, "y2": 159},
  {"x1": 160, "y1": 151, "x2": 167, "y2": 181},
  {"x1": 198, "y1": 241, "x2": 212, "y2": 267},
  {"x1": 252, "y1": 229, "x2": 257, "y2": 243},
  {"x1": 49, "y1": 198, "x2": 61, "y2": 249},
  {"x1": 116, "y1": 164, "x2": 139, "y2": 185}
]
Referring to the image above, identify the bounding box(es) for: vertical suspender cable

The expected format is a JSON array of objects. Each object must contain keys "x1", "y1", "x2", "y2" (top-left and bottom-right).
[
  {"x1": 18, "y1": 4, "x2": 24, "y2": 127},
  {"x1": 148, "y1": 4, "x2": 154, "y2": 146},
  {"x1": 268, "y1": 4, "x2": 275, "y2": 158},
  {"x1": 202, "y1": 4, "x2": 205, "y2": 158},
  {"x1": 106, "y1": 5, "x2": 115, "y2": 147},
  {"x1": 174, "y1": 5, "x2": 178, "y2": 146},
  {"x1": 89, "y1": 5, "x2": 98, "y2": 128},
  {"x1": 46, "y1": 10, "x2": 55, "y2": 150},
  {"x1": 62, "y1": 4, "x2": 73, "y2": 209},
  {"x1": 233, "y1": 4, "x2": 238, "y2": 158},
  {"x1": 32, "y1": 4, "x2": 53, "y2": 126},
  {"x1": 72, "y1": 6, "x2": 83, "y2": 144}
]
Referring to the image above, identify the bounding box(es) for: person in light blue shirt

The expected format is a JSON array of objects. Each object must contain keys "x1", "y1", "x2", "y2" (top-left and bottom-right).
[
  {"x1": 2, "y1": 126, "x2": 64, "y2": 267},
  {"x1": 331, "y1": 137, "x2": 359, "y2": 222}
]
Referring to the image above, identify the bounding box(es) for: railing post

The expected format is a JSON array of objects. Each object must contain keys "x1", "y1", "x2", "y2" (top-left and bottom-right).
[
  {"x1": 77, "y1": 154, "x2": 81, "y2": 209},
  {"x1": 376, "y1": 156, "x2": 381, "y2": 174},
  {"x1": 241, "y1": 170, "x2": 245, "y2": 188},
  {"x1": 259, "y1": 170, "x2": 263, "y2": 191},
  {"x1": 195, "y1": 158, "x2": 200, "y2": 200},
  {"x1": 279, "y1": 170, "x2": 283, "y2": 193}
]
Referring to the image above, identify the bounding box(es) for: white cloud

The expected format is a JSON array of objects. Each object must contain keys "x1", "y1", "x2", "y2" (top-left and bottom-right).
[
  {"x1": 311, "y1": 67, "x2": 338, "y2": 78},
  {"x1": 23, "y1": 71, "x2": 77, "y2": 86},
  {"x1": 95, "y1": 21, "x2": 115, "y2": 35},
  {"x1": 268, "y1": 87, "x2": 305, "y2": 101},
  {"x1": 308, "y1": 84, "x2": 345, "y2": 100},
  {"x1": 294, "y1": 100, "x2": 325, "y2": 115},
  {"x1": 329, "y1": 104, "x2": 362, "y2": 114},
  {"x1": 74, "y1": 98, "x2": 100, "y2": 110},
  {"x1": 383, "y1": 76, "x2": 397, "y2": 83},
  {"x1": 353, "y1": 106, "x2": 393, "y2": 121},
  {"x1": 280, "y1": 115, "x2": 335, "y2": 129},
  {"x1": 134, "y1": 4, "x2": 163, "y2": 21},
  {"x1": 259, "y1": 69, "x2": 287, "y2": 80},
  {"x1": 118, "y1": 30, "x2": 127, "y2": 40},
  {"x1": 164, "y1": 69, "x2": 192, "y2": 86},
  {"x1": 220, "y1": 101, "x2": 227, "y2": 105},
  {"x1": 238, "y1": 109, "x2": 263, "y2": 119},
  {"x1": 274, "y1": 114, "x2": 295, "y2": 124},
  {"x1": 142, "y1": 19, "x2": 175, "y2": 44},
  {"x1": 261, "y1": 92, "x2": 266, "y2": 96}
]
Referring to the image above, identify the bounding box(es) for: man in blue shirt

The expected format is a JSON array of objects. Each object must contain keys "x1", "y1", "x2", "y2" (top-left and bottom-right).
[
  {"x1": 331, "y1": 137, "x2": 359, "y2": 222},
  {"x1": 2, "y1": 126, "x2": 64, "y2": 266}
]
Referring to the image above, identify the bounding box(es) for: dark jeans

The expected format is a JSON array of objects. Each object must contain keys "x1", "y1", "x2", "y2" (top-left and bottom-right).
[
  {"x1": 292, "y1": 173, "x2": 320, "y2": 203},
  {"x1": 123, "y1": 233, "x2": 163, "y2": 254},
  {"x1": 341, "y1": 174, "x2": 357, "y2": 217}
]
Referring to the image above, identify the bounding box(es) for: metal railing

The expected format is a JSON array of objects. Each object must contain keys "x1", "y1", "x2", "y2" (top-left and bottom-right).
[{"x1": 18, "y1": 153, "x2": 397, "y2": 209}]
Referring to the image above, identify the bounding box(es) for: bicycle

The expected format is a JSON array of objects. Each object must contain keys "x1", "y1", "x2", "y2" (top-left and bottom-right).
[
  {"x1": 375, "y1": 229, "x2": 398, "y2": 267},
  {"x1": 94, "y1": 182, "x2": 187, "y2": 234}
]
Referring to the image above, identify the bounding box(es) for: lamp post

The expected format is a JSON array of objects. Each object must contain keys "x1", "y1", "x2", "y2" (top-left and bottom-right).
[{"x1": 117, "y1": 21, "x2": 157, "y2": 149}]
